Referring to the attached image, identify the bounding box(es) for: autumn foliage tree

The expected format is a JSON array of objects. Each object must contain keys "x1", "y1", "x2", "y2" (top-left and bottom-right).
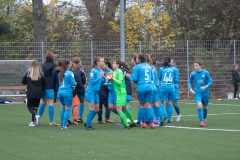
[{"x1": 109, "y1": 2, "x2": 173, "y2": 46}]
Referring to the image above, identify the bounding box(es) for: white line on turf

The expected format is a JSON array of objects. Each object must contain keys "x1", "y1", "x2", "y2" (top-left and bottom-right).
[
  {"x1": 179, "y1": 102, "x2": 240, "y2": 106},
  {"x1": 164, "y1": 126, "x2": 240, "y2": 132}
]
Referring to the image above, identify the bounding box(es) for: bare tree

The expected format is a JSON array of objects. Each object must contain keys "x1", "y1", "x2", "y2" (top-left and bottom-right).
[
  {"x1": 32, "y1": 0, "x2": 45, "y2": 62},
  {"x1": 82, "y1": 0, "x2": 120, "y2": 41}
]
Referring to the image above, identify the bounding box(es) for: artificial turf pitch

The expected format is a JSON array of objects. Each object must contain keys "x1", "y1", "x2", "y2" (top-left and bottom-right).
[{"x1": 0, "y1": 100, "x2": 240, "y2": 160}]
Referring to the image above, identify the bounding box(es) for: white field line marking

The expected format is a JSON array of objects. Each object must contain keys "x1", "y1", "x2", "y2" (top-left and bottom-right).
[
  {"x1": 179, "y1": 102, "x2": 240, "y2": 106},
  {"x1": 164, "y1": 126, "x2": 240, "y2": 132},
  {"x1": 171, "y1": 113, "x2": 240, "y2": 117}
]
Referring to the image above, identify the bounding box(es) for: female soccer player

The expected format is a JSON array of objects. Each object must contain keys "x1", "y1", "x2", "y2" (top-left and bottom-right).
[
  {"x1": 73, "y1": 57, "x2": 86, "y2": 123},
  {"x1": 158, "y1": 57, "x2": 178, "y2": 123},
  {"x1": 169, "y1": 58, "x2": 181, "y2": 122},
  {"x1": 108, "y1": 60, "x2": 135, "y2": 129},
  {"x1": 22, "y1": 60, "x2": 44, "y2": 126},
  {"x1": 58, "y1": 59, "x2": 77, "y2": 129},
  {"x1": 146, "y1": 54, "x2": 165, "y2": 126},
  {"x1": 188, "y1": 60, "x2": 212, "y2": 127},
  {"x1": 126, "y1": 54, "x2": 155, "y2": 129},
  {"x1": 232, "y1": 64, "x2": 240, "y2": 99},
  {"x1": 37, "y1": 52, "x2": 58, "y2": 126},
  {"x1": 84, "y1": 56, "x2": 105, "y2": 130}
]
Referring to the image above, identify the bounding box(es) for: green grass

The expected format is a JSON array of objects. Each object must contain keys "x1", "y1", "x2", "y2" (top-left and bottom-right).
[{"x1": 0, "y1": 100, "x2": 240, "y2": 160}]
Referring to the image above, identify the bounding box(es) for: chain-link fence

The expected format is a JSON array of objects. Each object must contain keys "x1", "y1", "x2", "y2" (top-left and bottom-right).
[{"x1": 1, "y1": 40, "x2": 239, "y2": 99}]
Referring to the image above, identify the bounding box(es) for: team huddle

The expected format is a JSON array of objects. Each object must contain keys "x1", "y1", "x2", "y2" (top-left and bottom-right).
[{"x1": 22, "y1": 52, "x2": 213, "y2": 130}]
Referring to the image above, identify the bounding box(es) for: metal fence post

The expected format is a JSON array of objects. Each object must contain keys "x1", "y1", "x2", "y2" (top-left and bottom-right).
[
  {"x1": 91, "y1": 41, "x2": 93, "y2": 65},
  {"x1": 41, "y1": 42, "x2": 44, "y2": 63},
  {"x1": 187, "y1": 40, "x2": 189, "y2": 99},
  {"x1": 234, "y1": 40, "x2": 236, "y2": 64}
]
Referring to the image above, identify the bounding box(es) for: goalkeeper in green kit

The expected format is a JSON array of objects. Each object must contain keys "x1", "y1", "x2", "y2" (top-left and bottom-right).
[{"x1": 107, "y1": 60, "x2": 136, "y2": 129}]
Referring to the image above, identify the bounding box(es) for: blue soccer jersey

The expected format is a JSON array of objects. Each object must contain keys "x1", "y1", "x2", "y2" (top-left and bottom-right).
[
  {"x1": 158, "y1": 66, "x2": 178, "y2": 92},
  {"x1": 188, "y1": 69, "x2": 213, "y2": 94},
  {"x1": 128, "y1": 62, "x2": 153, "y2": 103},
  {"x1": 58, "y1": 69, "x2": 77, "y2": 93},
  {"x1": 174, "y1": 67, "x2": 180, "y2": 101},
  {"x1": 57, "y1": 69, "x2": 77, "y2": 106},
  {"x1": 129, "y1": 62, "x2": 153, "y2": 87},
  {"x1": 86, "y1": 68, "x2": 105, "y2": 92}
]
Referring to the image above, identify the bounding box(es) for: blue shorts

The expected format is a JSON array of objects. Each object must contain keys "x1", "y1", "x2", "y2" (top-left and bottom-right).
[
  {"x1": 108, "y1": 92, "x2": 116, "y2": 104},
  {"x1": 57, "y1": 91, "x2": 72, "y2": 106},
  {"x1": 137, "y1": 88, "x2": 153, "y2": 104},
  {"x1": 126, "y1": 95, "x2": 132, "y2": 104},
  {"x1": 172, "y1": 89, "x2": 179, "y2": 104},
  {"x1": 77, "y1": 94, "x2": 85, "y2": 101},
  {"x1": 159, "y1": 90, "x2": 175, "y2": 102},
  {"x1": 152, "y1": 88, "x2": 158, "y2": 103},
  {"x1": 85, "y1": 91, "x2": 99, "y2": 104},
  {"x1": 194, "y1": 93, "x2": 209, "y2": 106},
  {"x1": 42, "y1": 89, "x2": 54, "y2": 99}
]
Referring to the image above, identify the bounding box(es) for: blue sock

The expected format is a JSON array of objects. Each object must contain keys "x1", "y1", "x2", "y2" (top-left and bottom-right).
[
  {"x1": 203, "y1": 108, "x2": 208, "y2": 119},
  {"x1": 60, "y1": 108, "x2": 65, "y2": 125},
  {"x1": 62, "y1": 110, "x2": 70, "y2": 127},
  {"x1": 158, "y1": 106, "x2": 164, "y2": 122},
  {"x1": 197, "y1": 108, "x2": 203, "y2": 122},
  {"x1": 48, "y1": 105, "x2": 54, "y2": 122},
  {"x1": 153, "y1": 106, "x2": 158, "y2": 120},
  {"x1": 79, "y1": 104, "x2": 84, "y2": 118},
  {"x1": 91, "y1": 111, "x2": 97, "y2": 121},
  {"x1": 144, "y1": 107, "x2": 148, "y2": 122},
  {"x1": 38, "y1": 104, "x2": 45, "y2": 116},
  {"x1": 147, "y1": 108, "x2": 154, "y2": 123},
  {"x1": 140, "y1": 107, "x2": 145, "y2": 123},
  {"x1": 86, "y1": 110, "x2": 94, "y2": 127},
  {"x1": 166, "y1": 104, "x2": 173, "y2": 121},
  {"x1": 153, "y1": 107, "x2": 159, "y2": 121},
  {"x1": 137, "y1": 107, "x2": 141, "y2": 124},
  {"x1": 112, "y1": 109, "x2": 118, "y2": 115},
  {"x1": 159, "y1": 103, "x2": 167, "y2": 117},
  {"x1": 174, "y1": 106, "x2": 180, "y2": 115}
]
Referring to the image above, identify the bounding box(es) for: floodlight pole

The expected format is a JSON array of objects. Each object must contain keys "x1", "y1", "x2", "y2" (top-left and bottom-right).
[{"x1": 120, "y1": 0, "x2": 125, "y2": 62}]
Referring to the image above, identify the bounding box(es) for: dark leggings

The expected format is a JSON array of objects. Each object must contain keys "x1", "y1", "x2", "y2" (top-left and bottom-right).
[
  {"x1": 98, "y1": 98, "x2": 111, "y2": 121},
  {"x1": 27, "y1": 98, "x2": 41, "y2": 121},
  {"x1": 233, "y1": 83, "x2": 239, "y2": 98}
]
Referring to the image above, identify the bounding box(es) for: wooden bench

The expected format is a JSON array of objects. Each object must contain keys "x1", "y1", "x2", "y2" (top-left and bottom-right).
[{"x1": 0, "y1": 86, "x2": 27, "y2": 97}]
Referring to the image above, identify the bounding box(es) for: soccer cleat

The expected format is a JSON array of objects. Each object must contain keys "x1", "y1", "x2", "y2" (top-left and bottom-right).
[
  {"x1": 73, "y1": 120, "x2": 78, "y2": 125},
  {"x1": 98, "y1": 121, "x2": 104, "y2": 124},
  {"x1": 167, "y1": 120, "x2": 172, "y2": 123},
  {"x1": 84, "y1": 123, "x2": 86, "y2": 127},
  {"x1": 77, "y1": 118, "x2": 83, "y2": 123},
  {"x1": 49, "y1": 122, "x2": 59, "y2": 126},
  {"x1": 160, "y1": 122, "x2": 165, "y2": 126},
  {"x1": 150, "y1": 122, "x2": 156, "y2": 129},
  {"x1": 130, "y1": 122, "x2": 137, "y2": 128},
  {"x1": 203, "y1": 120, "x2": 207, "y2": 125},
  {"x1": 135, "y1": 123, "x2": 141, "y2": 127},
  {"x1": 35, "y1": 115, "x2": 41, "y2": 125},
  {"x1": 141, "y1": 122, "x2": 147, "y2": 128},
  {"x1": 105, "y1": 119, "x2": 114, "y2": 123},
  {"x1": 176, "y1": 115, "x2": 181, "y2": 122},
  {"x1": 61, "y1": 126, "x2": 68, "y2": 130},
  {"x1": 29, "y1": 122, "x2": 35, "y2": 127},
  {"x1": 153, "y1": 120, "x2": 160, "y2": 125},
  {"x1": 199, "y1": 122, "x2": 206, "y2": 127},
  {"x1": 122, "y1": 125, "x2": 131, "y2": 129},
  {"x1": 86, "y1": 126, "x2": 95, "y2": 130}
]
